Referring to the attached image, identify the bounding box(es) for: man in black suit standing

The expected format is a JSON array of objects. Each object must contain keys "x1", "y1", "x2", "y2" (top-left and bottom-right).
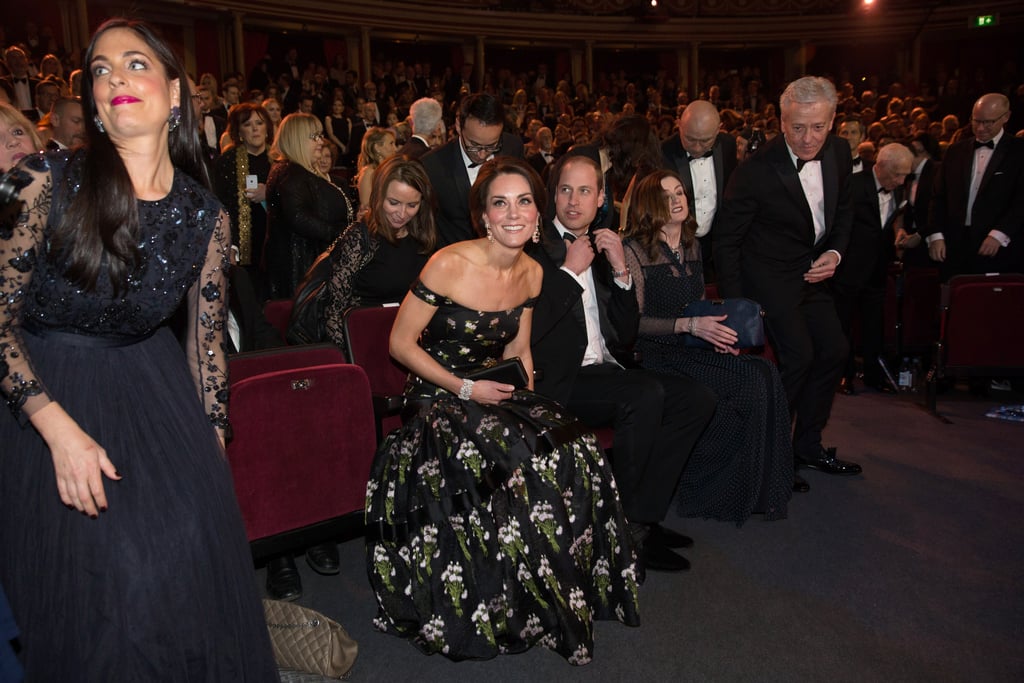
[
  {"x1": 399, "y1": 97, "x2": 444, "y2": 161},
  {"x1": 832, "y1": 142, "x2": 914, "y2": 394},
  {"x1": 422, "y1": 93, "x2": 524, "y2": 246},
  {"x1": 661, "y1": 100, "x2": 736, "y2": 282},
  {"x1": 529, "y1": 155, "x2": 715, "y2": 577},
  {"x1": 895, "y1": 133, "x2": 940, "y2": 268},
  {"x1": 716, "y1": 76, "x2": 861, "y2": 490},
  {"x1": 926, "y1": 93, "x2": 1024, "y2": 279}
]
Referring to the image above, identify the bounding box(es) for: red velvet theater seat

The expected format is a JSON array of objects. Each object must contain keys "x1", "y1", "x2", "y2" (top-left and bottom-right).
[
  {"x1": 342, "y1": 305, "x2": 408, "y2": 441},
  {"x1": 226, "y1": 345, "x2": 377, "y2": 559}
]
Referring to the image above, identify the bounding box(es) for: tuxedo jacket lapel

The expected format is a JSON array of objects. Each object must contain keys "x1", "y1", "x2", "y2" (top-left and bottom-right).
[
  {"x1": 977, "y1": 137, "x2": 1009, "y2": 196},
  {"x1": 712, "y1": 143, "x2": 726, "y2": 196},
  {"x1": 822, "y1": 142, "x2": 840, "y2": 236},
  {"x1": 772, "y1": 151, "x2": 815, "y2": 240}
]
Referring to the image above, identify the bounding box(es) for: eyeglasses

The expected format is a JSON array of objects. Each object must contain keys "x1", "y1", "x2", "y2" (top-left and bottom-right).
[
  {"x1": 971, "y1": 112, "x2": 1008, "y2": 126},
  {"x1": 462, "y1": 136, "x2": 502, "y2": 156},
  {"x1": 309, "y1": 132, "x2": 325, "y2": 141}
]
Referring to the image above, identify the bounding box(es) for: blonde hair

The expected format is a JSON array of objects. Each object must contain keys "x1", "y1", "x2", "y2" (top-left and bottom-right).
[
  {"x1": 357, "y1": 126, "x2": 395, "y2": 170},
  {"x1": 270, "y1": 112, "x2": 322, "y2": 174},
  {"x1": 0, "y1": 102, "x2": 44, "y2": 168}
]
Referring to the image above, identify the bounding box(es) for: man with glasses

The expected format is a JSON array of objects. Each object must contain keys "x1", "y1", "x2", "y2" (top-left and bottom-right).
[
  {"x1": 422, "y1": 92, "x2": 524, "y2": 246},
  {"x1": 661, "y1": 100, "x2": 736, "y2": 282},
  {"x1": 926, "y1": 92, "x2": 1024, "y2": 278}
]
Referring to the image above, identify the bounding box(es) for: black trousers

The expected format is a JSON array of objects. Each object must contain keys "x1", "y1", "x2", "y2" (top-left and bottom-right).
[
  {"x1": 764, "y1": 286, "x2": 848, "y2": 460},
  {"x1": 832, "y1": 278, "x2": 886, "y2": 386},
  {"x1": 566, "y1": 364, "x2": 716, "y2": 524}
]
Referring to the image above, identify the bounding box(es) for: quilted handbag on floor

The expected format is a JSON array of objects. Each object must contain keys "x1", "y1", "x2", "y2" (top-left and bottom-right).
[{"x1": 263, "y1": 599, "x2": 358, "y2": 679}]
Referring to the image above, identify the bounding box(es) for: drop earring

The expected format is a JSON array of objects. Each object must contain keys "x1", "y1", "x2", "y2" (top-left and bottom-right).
[
  {"x1": 532, "y1": 219, "x2": 541, "y2": 243},
  {"x1": 93, "y1": 115, "x2": 105, "y2": 134},
  {"x1": 167, "y1": 105, "x2": 181, "y2": 132},
  {"x1": 486, "y1": 226, "x2": 494, "y2": 244}
]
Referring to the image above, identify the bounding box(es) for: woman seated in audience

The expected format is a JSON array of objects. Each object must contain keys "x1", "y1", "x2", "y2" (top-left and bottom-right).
[
  {"x1": 355, "y1": 126, "x2": 397, "y2": 208},
  {"x1": 0, "y1": 102, "x2": 43, "y2": 172},
  {"x1": 322, "y1": 156, "x2": 436, "y2": 351},
  {"x1": 265, "y1": 112, "x2": 354, "y2": 298},
  {"x1": 261, "y1": 97, "x2": 283, "y2": 127},
  {"x1": 622, "y1": 170, "x2": 792, "y2": 524},
  {"x1": 213, "y1": 102, "x2": 273, "y2": 296},
  {"x1": 366, "y1": 157, "x2": 639, "y2": 665}
]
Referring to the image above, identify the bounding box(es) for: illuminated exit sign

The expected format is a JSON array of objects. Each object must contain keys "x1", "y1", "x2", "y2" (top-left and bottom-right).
[{"x1": 971, "y1": 14, "x2": 998, "y2": 28}]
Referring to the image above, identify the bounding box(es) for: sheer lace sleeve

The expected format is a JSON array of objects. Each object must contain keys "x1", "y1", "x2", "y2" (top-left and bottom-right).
[
  {"x1": 623, "y1": 239, "x2": 677, "y2": 337},
  {"x1": 324, "y1": 222, "x2": 377, "y2": 350},
  {"x1": 0, "y1": 159, "x2": 53, "y2": 423},
  {"x1": 185, "y1": 208, "x2": 231, "y2": 435}
]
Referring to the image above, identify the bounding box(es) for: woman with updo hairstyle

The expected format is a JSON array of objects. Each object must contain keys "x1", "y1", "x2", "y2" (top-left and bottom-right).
[
  {"x1": 622, "y1": 169, "x2": 793, "y2": 526},
  {"x1": 213, "y1": 102, "x2": 273, "y2": 290},
  {"x1": 365, "y1": 156, "x2": 640, "y2": 665},
  {"x1": 265, "y1": 111, "x2": 354, "y2": 298}
]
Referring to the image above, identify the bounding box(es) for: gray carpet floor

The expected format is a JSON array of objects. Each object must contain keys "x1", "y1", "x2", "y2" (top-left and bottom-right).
[{"x1": 264, "y1": 385, "x2": 1024, "y2": 682}]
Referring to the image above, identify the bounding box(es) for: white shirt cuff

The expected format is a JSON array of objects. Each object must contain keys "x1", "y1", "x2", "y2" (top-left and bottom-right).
[
  {"x1": 989, "y1": 230, "x2": 1011, "y2": 247},
  {"x1": 925, "y1": 232, "x2": 945, "y2": 245}
]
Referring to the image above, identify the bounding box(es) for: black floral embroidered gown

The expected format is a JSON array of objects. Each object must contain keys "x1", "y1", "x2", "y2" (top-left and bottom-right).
[
  {"x1": 366, "y1": 281, "x2": 640, "y2": 665},
  {"x1": 0, "y1": 153, "x2": 278, "y2": 681}
]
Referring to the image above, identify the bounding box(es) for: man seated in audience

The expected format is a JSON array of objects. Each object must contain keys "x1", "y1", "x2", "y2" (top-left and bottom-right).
[
  {"x1": 838, "y1": 118, "x2": 866, "y2": 173},
  {"x1": 421, "y1": 92, "x2": 524, "y2": 246},
  {"x1": 45, "y1": 96, "x2": 84, "y2": 150},
  {"x1": 399, "y1": 96, "x2": 444, "y2": 160},
  {"x1": 528, "y1": 155, "x2": 716, "y2": 579}
]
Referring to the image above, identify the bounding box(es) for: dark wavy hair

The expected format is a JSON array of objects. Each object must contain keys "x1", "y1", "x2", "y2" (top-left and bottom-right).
[
  {"x1": 225, "y1": 102, "x2": 273, "y2": 150},
  {"x1": 602, "y1": 115, "x2": 662, "y2": 202},
  {"x1": 366, "y1": 155, "x2": 437, "y2": 254},
  {"x1": 469, "y1": 156, "x2": 547, "y2": 239},
  {"x1": 624, "y1": 169, "x2": 698, "y2": 261},
  {"x1": 51, "y1": 18, "x2": 208, "y2": 293}
]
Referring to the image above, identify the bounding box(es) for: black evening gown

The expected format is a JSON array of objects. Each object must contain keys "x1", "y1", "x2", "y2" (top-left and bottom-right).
[
  {"x1": 366, "y1": 281, "x2": 640, "y2": 665},
  {"x1": 0, "y1": 152, "x2": 278, "y2": 681},
  {"x1": 623, "y1": 239, "x2": 793, "y2": 524}
]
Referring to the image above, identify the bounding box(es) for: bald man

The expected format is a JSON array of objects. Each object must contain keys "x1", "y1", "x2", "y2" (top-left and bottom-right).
[
  {"x1": 926, "y1": 92, "x2": 1024, "y2": 278},
  {"x1": 661, "y1": 100, "x2": 737, "y2": 282},
  {"x1": 833, "y1": 143, "x2": 914, "y2": 393}
]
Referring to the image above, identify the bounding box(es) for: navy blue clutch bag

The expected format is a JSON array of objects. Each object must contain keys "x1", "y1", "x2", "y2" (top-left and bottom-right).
[{"x1": 681, "y1": 298, "x2": 766, "y2": 349}]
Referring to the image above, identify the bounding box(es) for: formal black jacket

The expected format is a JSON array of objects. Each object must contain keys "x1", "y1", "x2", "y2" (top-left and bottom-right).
[
  {"x1": 228, "y1": 266, "x2": 284, "y2": 353},
  {"x1": 421, "y1": 132, "x2": 525, "y2": 247},
  {"x1": 926, "y1": 133, "x2": 1024, "y2": 273},
  {"x1": 661, "y1": 132, "x2": 737, "y2": 217},
  {"x1": 527, "y1": 220, "x2": 640, "y2": 407},
  {"x1": 905, "y1": 158, "x2": 938, "y2": 235},
  {"x1": 265, "y1": 161, "x2": 353, "y2": 298},
  {"x1": 715, "y1": 134, "x2": 853, "y2": 312},
  {"x1": 834, "y1": 168, "x2": 906, "y2": 290},
  {"x1": 398, "y1": 136, "x2": 430, "y2": 161}
]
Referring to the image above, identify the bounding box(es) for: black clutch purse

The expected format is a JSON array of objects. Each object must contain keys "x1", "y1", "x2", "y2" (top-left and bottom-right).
[
  {"x1": 464, "y1": 357, "x2": 530, "y2": 389},
  {"x1": 681, "y1": 298, "x2": 765, "y2": 350}
]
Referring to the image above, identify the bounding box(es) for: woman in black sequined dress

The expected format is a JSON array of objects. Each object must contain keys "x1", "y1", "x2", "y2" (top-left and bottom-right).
[
  {"x1": 622, "y1": 170, "x2": 793, "y2": 525},
  {"x1": 0, "y1": 19, "x2": 277, "y2": 681}
]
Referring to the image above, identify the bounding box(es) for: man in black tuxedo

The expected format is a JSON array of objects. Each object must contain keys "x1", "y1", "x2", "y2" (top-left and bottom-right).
[
  {"x1": 837, "y1": 119, "x2": 866, "y2": 174},
  {"x1": 528, "y1": 155, "x2": 715, "y2": 577},
  {"x1": 716, "y1": 76, "x2": 861, "y2": 489},
  {"x1": 832, "y1": 142, "x2": 914, "y2": 394},
  {"x1": 45, "y1": 97, "x2": 85, "y2": 151},
  {"x1": 399, "y1": 97, "x2": 444, "y2": 161},
  {"x1": 895, "y1": 133, "x2": 941, "y2": 269},
  {"x1": 422, "y1": 93, "x2": 524, "y2": 246},
  {"x1": 926, "y1": 93, "x2": 1024, "y2": 279},
  {"x1": 1, "y1": 46, "x2": 39, "y2": 119},
  {"x1": 661, "y1": 100, "x2": 736, "y2": 282}
]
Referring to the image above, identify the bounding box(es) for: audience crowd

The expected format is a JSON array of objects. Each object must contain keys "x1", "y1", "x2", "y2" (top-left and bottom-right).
[{"x1": 2, "y1": 15, "x2": 1023, "y2": 673}]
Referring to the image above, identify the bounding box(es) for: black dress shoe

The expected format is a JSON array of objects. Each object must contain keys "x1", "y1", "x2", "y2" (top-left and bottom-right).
[
  {"x1": 266, "y1": 555, "x2": 302, "y2": 601},
  {"x1": 796, "y1": 446, "x2": 863, "y2": 476},
  {"x1": 793, "y1": 472, "x2": 810, "y2": 493},
  {"x1": 649, "y1": 523, "x2": 694, "y2": 549},
  {"x1": 305, "y1": 542, "x2": 340, "y2": 575},
  {"x1": 641, "y1": 538, "x2": 691, "y2": 573},
  {"x1": 837, "y1": 376, "x2": 856, "y2": 395}
]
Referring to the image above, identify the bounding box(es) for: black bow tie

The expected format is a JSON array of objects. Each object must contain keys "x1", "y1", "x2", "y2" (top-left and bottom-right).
[
  {"x1": 974, "y1": 140, "x2": 994, "y2": 150},
  {"x1": 687, "y1": 150, "x2": 713, "y2": 162},
  {"x1": 878, "y1": 187, "x2": 891, "y2": 195},
  {"x1": 796, "y1": 152, "x2": 825, "y2": 171},
  {"x1": 12, "y1": 77, "x2": 27, "y2": 84},
  {"x1": 852, "y1": 157, "x2": 862, "y2": 166}
]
